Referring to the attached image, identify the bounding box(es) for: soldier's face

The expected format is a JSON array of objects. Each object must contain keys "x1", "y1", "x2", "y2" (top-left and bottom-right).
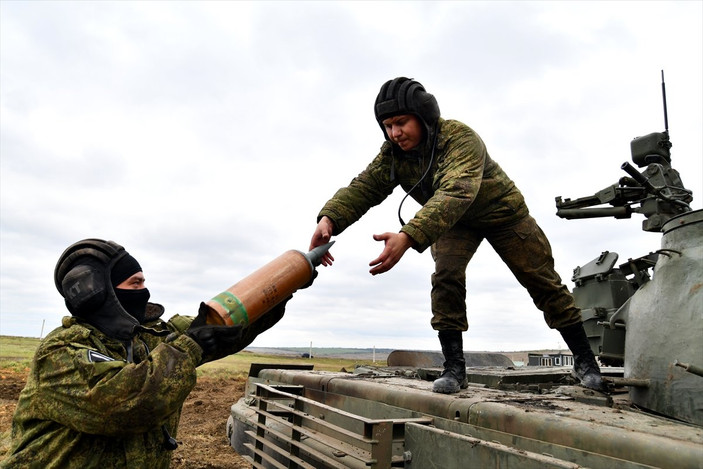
[
  {"x1": 116, "y1": 272, "x2": 146, "y2": 290},
  {"x1": 382, "y1": 114, "x2": 423, "y2": 151}
]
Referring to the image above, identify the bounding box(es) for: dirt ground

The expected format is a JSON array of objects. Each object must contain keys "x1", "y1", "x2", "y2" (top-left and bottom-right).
[{"x1": 0, "y1": 369, "x2": 251, "y2": 468}]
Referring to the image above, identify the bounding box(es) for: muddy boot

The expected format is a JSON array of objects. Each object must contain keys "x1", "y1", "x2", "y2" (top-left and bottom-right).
[
  {"x1": 558, "y1": 322, "x2": 605, "y2": 391},
  {"x1": 432, "y1": 330, "x2": 469, "y2": 394}
]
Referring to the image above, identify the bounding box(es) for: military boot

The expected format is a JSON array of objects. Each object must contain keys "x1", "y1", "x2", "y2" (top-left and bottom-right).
[
  {"x1": 558, "y1": 322, "x2": 605, "y2": 391},
  {"x1": 432, "y1": 330, "x2": 469, "y2": 394}
]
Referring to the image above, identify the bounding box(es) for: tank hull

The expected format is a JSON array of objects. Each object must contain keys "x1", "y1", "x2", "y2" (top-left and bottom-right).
[{"x1": 228, "y1": 365, "x2": 703, "y2": 468}]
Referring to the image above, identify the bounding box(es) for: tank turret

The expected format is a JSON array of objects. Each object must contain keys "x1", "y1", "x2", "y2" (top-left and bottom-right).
[{"x1": 555, "y1": 71, "x2": 702, "y2": 425}]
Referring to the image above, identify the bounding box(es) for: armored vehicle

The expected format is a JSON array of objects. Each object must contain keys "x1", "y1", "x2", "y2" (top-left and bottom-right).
[{"x1": 225, "y1": 74, "x2": 702, "y2": 468}]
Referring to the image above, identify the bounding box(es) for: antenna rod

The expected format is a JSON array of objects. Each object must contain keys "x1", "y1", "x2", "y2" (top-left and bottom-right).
[{"x1": 661, "y1": 70, "x2": 669, "y2": 133}]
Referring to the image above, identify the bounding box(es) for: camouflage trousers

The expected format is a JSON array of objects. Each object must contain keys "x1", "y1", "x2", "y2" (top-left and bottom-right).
[{"x1": 430, "y1": 214, "x2": 581, "y2": 331}]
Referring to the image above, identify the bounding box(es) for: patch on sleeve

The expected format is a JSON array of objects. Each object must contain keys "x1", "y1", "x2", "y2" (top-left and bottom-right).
[{"x1": 86, "y1": 349, "x2": 115, "y2": 363}]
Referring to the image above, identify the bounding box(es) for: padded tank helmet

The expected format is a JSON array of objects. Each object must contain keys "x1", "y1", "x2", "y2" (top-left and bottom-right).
[
  {"x1": 54, "y1": 238, "x2": 141, "y2": 340},
  {"x1": 374, "y1": 77, "x2": 440, "y2": 141}
]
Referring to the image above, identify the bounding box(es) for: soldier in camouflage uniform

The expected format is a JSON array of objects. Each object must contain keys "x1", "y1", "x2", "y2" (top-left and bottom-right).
[
  {"x1": 2, "y1": 239, "x2": 288, "y2": 468},
  {"x1": 309, "y1": 77, "x2": 603, "y2": 394}
]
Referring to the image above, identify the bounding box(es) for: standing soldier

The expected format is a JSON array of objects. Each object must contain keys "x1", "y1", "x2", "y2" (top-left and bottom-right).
[{"x1": 309, "y1": 77, "x2": 603, "y2": 394}]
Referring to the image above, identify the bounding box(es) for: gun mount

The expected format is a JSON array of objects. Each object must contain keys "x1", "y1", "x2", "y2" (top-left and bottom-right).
[
  {"x1": 555, "y1": 72, "x2": 693, "y2": 232},
  {"x1": 555, "y1": 72, "x2": 702, "y2": 428}
]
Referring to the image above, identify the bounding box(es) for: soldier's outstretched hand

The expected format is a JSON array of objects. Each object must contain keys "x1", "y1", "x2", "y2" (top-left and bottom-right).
[
  {"x1": 369, "y1": 232, "x2": 415, "y2": 275},
  {"x1": 309, "y1": 216, "x2": 335, "y2": 266}
]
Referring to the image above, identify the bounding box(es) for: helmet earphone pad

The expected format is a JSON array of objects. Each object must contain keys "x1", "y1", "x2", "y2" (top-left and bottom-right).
[{"x1": 61, "y1": 262, "x2": 108, "y2": 315}]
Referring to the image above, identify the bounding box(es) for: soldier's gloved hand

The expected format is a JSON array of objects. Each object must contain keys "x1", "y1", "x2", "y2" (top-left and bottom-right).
[
  {"x1": 300, "y1": 270, "x2": 318, "y2": 290},
  {"x1": 186, "y1": 303, "x2": 245, "y2": 362}
]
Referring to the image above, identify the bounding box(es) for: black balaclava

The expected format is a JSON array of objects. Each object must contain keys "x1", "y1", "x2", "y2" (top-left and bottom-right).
[
  {"x1": 55, "y1": 239, "x2": 144, "y2": 340},
  {"x1": 111, "y1": 254, "x2": 150, "y2": 324}
]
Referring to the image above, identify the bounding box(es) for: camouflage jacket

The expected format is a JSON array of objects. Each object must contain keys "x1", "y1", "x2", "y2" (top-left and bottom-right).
[
  {"x1": 319, "y1": 118, "x2": 529, "y2": 252},
  {"x1": 2, "y1": 309, "x2": 200, "y2": 469}
]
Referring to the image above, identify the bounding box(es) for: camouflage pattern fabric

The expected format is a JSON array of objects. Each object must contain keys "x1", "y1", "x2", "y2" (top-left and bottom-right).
[
  {"x1": 430, "y1": 215, "x2": 581, "y2": 331},
  {"x1": 318, "y1": 118, "x2": 581, "y2": 330},
  {"x1": 2, "y1": 312, "x2": 201, "y2": 469},
  {"x1": 319, "y1": 119, "x2": 529, "y2": 252}
]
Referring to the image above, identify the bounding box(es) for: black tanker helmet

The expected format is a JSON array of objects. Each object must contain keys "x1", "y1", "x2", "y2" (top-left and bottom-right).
[
  {"x1": 374, "y1": 77, "x2": 440, "y2": 141},
  {"x1": 54, "y1": 238, "x2": 144, "y2": 340}
]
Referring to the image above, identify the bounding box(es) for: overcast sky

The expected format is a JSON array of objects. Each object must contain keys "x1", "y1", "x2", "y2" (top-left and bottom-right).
[{"x1": 1, "y1": 1, "x2": 701, "y2": 353}]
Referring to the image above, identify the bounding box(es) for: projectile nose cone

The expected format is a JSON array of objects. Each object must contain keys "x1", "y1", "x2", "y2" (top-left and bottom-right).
[{"x1": 305, "y1": 241, "x2": 335, "y2": 266}]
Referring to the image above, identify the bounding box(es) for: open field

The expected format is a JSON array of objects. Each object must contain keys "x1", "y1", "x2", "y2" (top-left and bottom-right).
[{"x1": 0, "y1": 335, "x2": 379, "y2": 468}]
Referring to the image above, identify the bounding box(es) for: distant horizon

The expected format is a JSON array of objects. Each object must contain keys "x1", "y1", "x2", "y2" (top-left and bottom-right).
[
  {"x1": 244, "y1": 345, "x2": 569, "y2": 354},
  {"x1": 0, "y1": 334, "x2": 570, "y2": 354}
]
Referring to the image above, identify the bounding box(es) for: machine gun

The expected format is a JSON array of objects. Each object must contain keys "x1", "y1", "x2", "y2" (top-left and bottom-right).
[{"x1": 555, "y1": 71, "x2": 693, "y2": 232}]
